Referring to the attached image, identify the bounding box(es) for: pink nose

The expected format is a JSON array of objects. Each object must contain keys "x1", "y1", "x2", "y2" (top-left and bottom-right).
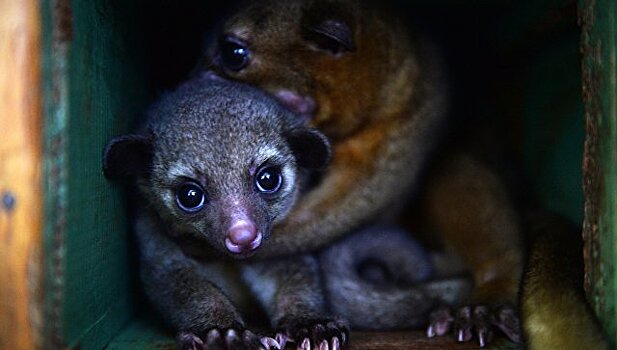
[{"x1": 225, "y1": 221, "x2": 262, "y2": 254}]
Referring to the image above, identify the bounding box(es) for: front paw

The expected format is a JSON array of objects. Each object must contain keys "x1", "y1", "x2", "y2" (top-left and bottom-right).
[
  {"x1": 427, "y1": 305, "x2": 521, "y2": 347},
  {"x1": 277, "y1": 317, "x2": 349, "y2": 350},
  {"x1": 176, "y1": 328, "x2": 271, "y2": 350}
]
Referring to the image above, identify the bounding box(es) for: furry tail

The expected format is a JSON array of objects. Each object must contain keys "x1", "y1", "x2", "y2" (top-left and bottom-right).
[
  {"x1": 319, "y1": 226, "x2": 472, "y2": 330},
  {"x1": 521, "y1": 212, "x2": 608, "y2": 349}
]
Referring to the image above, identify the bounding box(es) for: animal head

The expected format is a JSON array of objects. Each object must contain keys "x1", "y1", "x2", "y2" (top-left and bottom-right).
[
  {"x1": 103, "y1": 74, "x2": 331, "y2": 258},
  {"x1": 204, "y1": 0, "x2": 416, "y2": 139}
]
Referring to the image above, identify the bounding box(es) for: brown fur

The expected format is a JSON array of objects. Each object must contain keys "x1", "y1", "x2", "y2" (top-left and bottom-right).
[
  {"x1": 206, "y1": 0, "x2": 522, "y2": 304},
  {"x1": 522, "y1": 213, "x2": 608, "y2": 349},
  {"x1": 421, "y1": 154, "x2": 523, "y2": 305},
  {"x1": 207, "y1": 0, "x2": 448, "y2": 257},
  {"x1": 200, "y1": 1, "x2": 613, "y2": 347},
  {"x1": 203, "y1": 0, "x2": 533, "y2": 345}
]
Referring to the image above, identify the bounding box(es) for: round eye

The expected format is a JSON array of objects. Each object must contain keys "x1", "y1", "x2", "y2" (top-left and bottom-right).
[
  {"x1": 255, "y1": 167, "x2": 282, "y2": 194},
  {"x1": 176, "y1": 182, "x2": 206, "y2": 212},
  {"x1": 219, "y1": 37, "x2": 250, "y2": 71}
]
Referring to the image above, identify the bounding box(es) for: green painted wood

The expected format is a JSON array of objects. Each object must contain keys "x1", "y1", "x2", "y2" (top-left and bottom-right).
[
  {"x1": 579, "y1": 0, "x2": 617, "y2": 347},
  {"x1": 41, "y1": 0, "x2": 71, "y2": 347},
  {"x1": 42, "y1": 0, "x2": 150, "y2": 348},
  {"x1": 106, "y1": 316, "x2": 175, "y2": 350}
]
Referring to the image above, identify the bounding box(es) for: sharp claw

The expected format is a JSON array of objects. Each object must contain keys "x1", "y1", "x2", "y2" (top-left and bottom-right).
[
  {"x1": 459, "y1": 327, "x2": 473, "y2": 343},
  {"x1": 206, "y1": 328, "x2": 221, "y2": 345},
  {"x1": 298, "y1": 338, "x2": 311, "y2": 350},
  {"x1": 427, "y1": 325, "x2": 435, "y2": 338},
  {"x1": 226, "y1": 328, "x2": 238, "y2": 341},
  {"x1": 331, "y1": 337, "x2": 340, "y2": 350},
  {"x1": 275, "y1": 333, "x2": 290, "y2": 349},
  {"x1": 177, "y1": 331, "x2": 204, "y2": 350},
  {"x1": 261, "y1": 337, "x2": 281, "y2": 350},
  {"x1": 341, "y1": 332, "x2": 347, "y2": 345},
  {"x1": 319, "y1": 339, "x2": 329, "y2": 350}
]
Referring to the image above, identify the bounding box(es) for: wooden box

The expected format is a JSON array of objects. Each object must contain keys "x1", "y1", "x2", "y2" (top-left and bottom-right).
[{"x1": 0, "y1": 0, "x2": 612, "y2": 348}]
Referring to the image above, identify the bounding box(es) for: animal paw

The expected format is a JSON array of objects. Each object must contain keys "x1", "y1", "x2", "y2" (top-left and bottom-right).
[
  {"x1": 176, "y1": 328, "x2": 270, "y2": 350},
  {"x1": 427, "y1": 305, "x2": 521, "y2": 347},
  {"x1": 278, "y1": 317, "x2": 349, "y2": 350},
  {"x1": 177, "y1": 331, "x2": 205, "y2": 350}
]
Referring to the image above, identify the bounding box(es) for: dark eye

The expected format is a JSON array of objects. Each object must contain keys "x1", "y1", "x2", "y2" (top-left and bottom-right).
[
  {"x1": 176, "y1": 182, "x2": 206, "y2": 212},
  {"x1": 255, "y1": 166, "x2": 282, "y2": 194},
  {"x1": 219, "y1": 37, "x2": 250, "y2": 71}
]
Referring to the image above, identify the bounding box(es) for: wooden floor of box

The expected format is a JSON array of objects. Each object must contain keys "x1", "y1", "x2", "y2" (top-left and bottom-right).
[{"x1": 107, "y1": 317, "x2": 521, "y2": 350}]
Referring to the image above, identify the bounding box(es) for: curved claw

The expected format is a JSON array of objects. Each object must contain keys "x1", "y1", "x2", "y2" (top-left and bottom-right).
[
  {"x1": 428, "y1": 307, "x2": 454, "y2": 337},
  {"x1": 331, "y1": 336, "x2": 341, "y2": 350},
  {"x1": 177, "y1": 331, "x2": 204, "y2": 350},
  {"x1": 275, "y1": 332, "x2": 291, "y2": 349},
  {"x1": 426, "y1": 304, "x2": 521, "y2": 347},
  {"x1": 279, "y1": 317, "x2": 348, "y2": 350},
  {"x1": 261, "y1": 336, "x2": 281, "y2": 350},
  {"x1": 298, "y1": 337, "x2": 311, "y2": 350},
  {"x1": 177, "y1": 328, "x2": 267, "y2": 350}
]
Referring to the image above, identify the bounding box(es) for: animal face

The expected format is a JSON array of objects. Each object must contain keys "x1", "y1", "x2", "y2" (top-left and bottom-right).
[
  {"x1": 205, "y1": 0, "x2": 401, "y2": 139},
  {"x1": 147, "y1": 131, "x2": 301, "y2": 258},
  {"x1": 103, "y1": 75, "x2": 331, "y2": 258}
]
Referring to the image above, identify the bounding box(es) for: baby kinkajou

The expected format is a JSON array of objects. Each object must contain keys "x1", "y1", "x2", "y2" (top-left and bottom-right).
[
  {"x1": 204, "y1": 0, "x2": 523, "y2": 345},
  {"x1": 104, "y1": 72, "x2": 472, "y2": 350},
  {"x1": 104, "y1": 73, "x2": 345, "y2": 349}
]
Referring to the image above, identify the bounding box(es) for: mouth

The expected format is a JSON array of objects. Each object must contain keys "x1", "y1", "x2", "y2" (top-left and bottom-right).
[{"x1": 273, "y1": 89, "x2": 316, "y2": 121}]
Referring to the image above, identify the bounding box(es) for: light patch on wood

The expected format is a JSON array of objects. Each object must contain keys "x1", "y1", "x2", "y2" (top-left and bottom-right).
[{"x1": 0, "y1": 0, "x2": 43, "y2": 349}]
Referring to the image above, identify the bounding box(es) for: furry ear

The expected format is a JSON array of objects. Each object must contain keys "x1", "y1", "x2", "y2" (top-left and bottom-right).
[
  {"x1": 302, "y1": 3, "x2": 356, "y2": 55},
  {"x1": 103, "y1": 135, "x2": 153, "y2": 179},
  {"x1": 303, "y1": 18, "x2": 355, "y2": 55},
  {"x1": 286, "y1": 129, "x2": 332, "y2": 170}
]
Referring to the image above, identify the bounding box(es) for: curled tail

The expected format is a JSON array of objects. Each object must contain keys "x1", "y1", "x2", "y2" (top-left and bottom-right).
[{"x1": 319, "y1": 226, "x2": 472, "y2": 330}]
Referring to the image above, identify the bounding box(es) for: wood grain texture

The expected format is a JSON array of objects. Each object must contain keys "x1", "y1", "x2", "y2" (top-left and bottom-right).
[
  {"x1": 40, "y1": 0, "x2": 151, "y2": 347},
  {"x1": 0, "y1": 0, "x2": 43, "y2": 349}
]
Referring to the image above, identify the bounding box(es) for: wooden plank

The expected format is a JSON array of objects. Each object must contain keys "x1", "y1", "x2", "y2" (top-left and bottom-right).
[
  {"x1": 40, "y1": 0, "x2": 151, "y2": 347},
  {"x1": 579, "y1": 0, "x2": 617, "y2": 347},
  {"x1": 0, "y1": 0, "x2": 43, "y2": 349}
]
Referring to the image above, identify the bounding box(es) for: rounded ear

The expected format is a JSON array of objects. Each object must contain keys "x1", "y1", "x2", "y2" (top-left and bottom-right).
[
  {"x1": 286, "y1": 129, "x2": 332, "y2": 170},
  {"x1": 102, "y1": 135, "x2": 153, "y2": 179},
  {"x1": 303, "y1": 18, "x2": 356, "y2": 54},
  {"x1": 301, "y1": 2, "x2": 356, "y2": 55}
]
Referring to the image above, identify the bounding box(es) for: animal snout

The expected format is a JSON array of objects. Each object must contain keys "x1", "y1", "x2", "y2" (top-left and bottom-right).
[{"x1": 225, "y1": 220, "x2": 262, "y2": 254}]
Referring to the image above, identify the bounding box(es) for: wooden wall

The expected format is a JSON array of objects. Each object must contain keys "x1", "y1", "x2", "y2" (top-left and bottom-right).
[{"x1": 0, "y1": 0, "x2": 43, "y2": 349}]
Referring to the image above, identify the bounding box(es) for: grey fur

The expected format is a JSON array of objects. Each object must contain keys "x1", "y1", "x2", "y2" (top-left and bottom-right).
[
  {"x1": 320, "y1": 226, "x2": 472, "y2": 330},
  {"x1": 103, "y1": 73, "x2": 335, "y2": 346},
  {"x1": 103, "y1": 72, "x2": 466, "y2": 348}
]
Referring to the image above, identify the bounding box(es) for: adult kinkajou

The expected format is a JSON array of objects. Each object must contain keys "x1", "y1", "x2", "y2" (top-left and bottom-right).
[{"x1": 203, "y1": 0, "x2": 523, "y2": 345}]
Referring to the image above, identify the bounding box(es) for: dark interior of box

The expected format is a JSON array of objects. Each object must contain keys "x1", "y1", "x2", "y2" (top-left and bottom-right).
[{"x1": 46, "y1": 0, "x2": 583, "y2": 348}]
